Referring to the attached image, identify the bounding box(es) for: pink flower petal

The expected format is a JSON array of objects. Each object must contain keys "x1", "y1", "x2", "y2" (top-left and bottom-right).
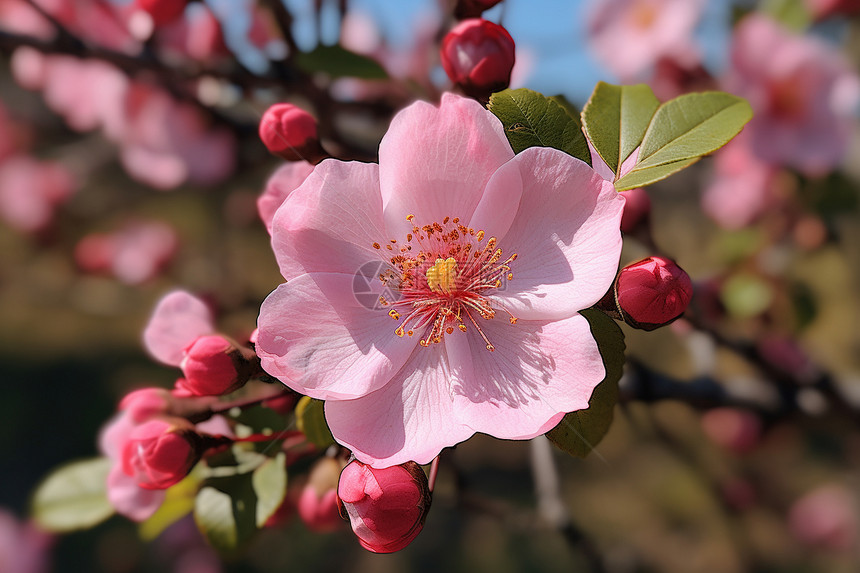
[
  {"x1": 491, "y1": 147, "x2": 625, "y2": 320},
  {"x1": 257, "y1": 161, "x2": 315, "y2": 235},
  {"x1": 324, "y1": 345, "x2": 474, "y2": 467},
  {"x1": 446, "y1": 313, "x2": 604, "y2": 438},
  {"x1": 271, "y1": 159, "x2": 388, "y2": 280},
  {"x1": 143, "y1": 290, "x2": 215, "y2": 366},
  {"x1": 256, "y1": 273, "x2": 418, "y2": 400},
  {"x1": 106, "y1": 464, "x2": 165, "y2": 522},
  {"x1": 378, "y1": 93, "x2": 514, "y2": 238}
]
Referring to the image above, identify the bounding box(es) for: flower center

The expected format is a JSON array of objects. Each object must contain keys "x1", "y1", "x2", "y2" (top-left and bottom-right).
[{"x1": 372, "y1": 215, "x2": 518, "y2": 351}]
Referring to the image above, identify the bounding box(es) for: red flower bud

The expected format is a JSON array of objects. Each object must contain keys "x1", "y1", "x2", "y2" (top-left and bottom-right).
[
  {"x1": 440, "y1": 19, "x2": 515, "y2": 101},
  {"x1": 337, "y1": 460, "x2": 431, "y2": 553},
  {"x1": 259, "y1": 103, "x2": 325, "y2": 162},
  {"x1": 134, "y1": 0, "x2": 187, "y2": 26},
  {"x1": 298, "y1": 457, "x2": 345, "y2": 532},
  {"x1": 615, "y1": 256, "x2": 693, "y2": 330},
  {"x1": 454, "y1": 0, "x2": 503, "y2": 19},
  {"x1": 178, "y1": 334, "x2": 255, "y2": 396},
  {"x1": 618, "y1": 188, "x2": 651, "y2": 234},
  {"x1": 120, "y1": 418, "x2": 202, "y2": 489}
]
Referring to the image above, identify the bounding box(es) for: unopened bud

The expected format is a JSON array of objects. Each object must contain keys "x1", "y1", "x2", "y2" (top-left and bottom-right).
[
  {"x1": 440, "y1": 19, "x2": 515, "y2": 101},
  {"x1": 614, "y1": 256, "x2": 693, "y2": 330},
  {"x1": 134, "y1": 0, "x2": 187, "y2": 26},
  {"x1": 454, "y1": 0, "x2": 503, "y2": 19},
  {"x1": 178, "y1": 334, "x2": 257, "y2": 396},
  {"x1": 120, "y1": 418, "x2": 202, "y2": 490},
  {"x1": 337, "y1": 460, "x2": 431, "y2": 553},
  {"x1": 618, "y1": 188, "x2": 651, "y2": 234},
  {"x1": 259, "y1": 103, "x2": 326, "y2": 163},
  {"x1": 298, "y1": 457, "x2": 345, "y2": 532}
]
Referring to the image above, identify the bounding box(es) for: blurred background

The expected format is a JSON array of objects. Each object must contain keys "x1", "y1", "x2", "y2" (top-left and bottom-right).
[{"x1": 2, "y1": 0, "x2": 860, "y2": 571}]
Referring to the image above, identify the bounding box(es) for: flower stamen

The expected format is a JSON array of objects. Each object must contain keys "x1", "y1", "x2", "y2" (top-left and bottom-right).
[{"x1": 372, "y1": 216, "x2": 518, "y2": 351}]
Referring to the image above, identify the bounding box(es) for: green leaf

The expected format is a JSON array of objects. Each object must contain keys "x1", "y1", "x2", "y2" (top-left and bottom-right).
[
  {"x1": 295, "y1": 45, "x2": 387, "y2": 79},
  {"x1": 32, "y1": 457, "x2": 114, "y2": 532},
  {"x1": 613, "y1": 91, "x2": 752, "y2": 189},
  {"x1": 581, "y1": 82, "x2": 659, "y2": 176},
  {"x1": 613, "y1": 157, "x2": 700, "y2": 191},
  {"x1": 252, "y1": 453, "x2": 287, "y2": 528},
  {"x1": 140, "y1": 468, "x2": 203, "y2": 541},
  {"x1": 296, "y1": 397, "x2": 335, "y2": 449},
  {"x1": 487, "y1": 88, "x2": 591, "y2": 164},
  {"x1": 761, "y1": 0, "x2": 811, "y2": 31},
  {"x1": 546, "y1": 309, "x2": 625, "y2": 458},
  {"x1": 194, "y1": 474, "x2": 259, "y2": 555},
  {"x1": 636, "y1": 92, "x2": 752, "y2": 169}
]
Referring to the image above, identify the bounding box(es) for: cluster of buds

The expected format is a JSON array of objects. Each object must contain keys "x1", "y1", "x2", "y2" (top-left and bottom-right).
[{"x1": 598, "y1": 256, "x2": 694, "y2": 331}]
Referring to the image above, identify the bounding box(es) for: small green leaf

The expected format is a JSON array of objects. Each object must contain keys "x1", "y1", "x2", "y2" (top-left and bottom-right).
[
  {"x1": 613, "y1": 157, "x2": 700, "y2": 190},
  {"x1": 140, "y1": 468, "x2": 203, "y2": 541},
  {"x1": 194, "y1": 474, "x2": 259, "y2": 555},
  {"x1": 581, "y1": 82, "x2": 659, "y2": 176},
  {"x1": 252, "y1": 453, "x2": 287, "y2": 528},
  {"x1": 295, "y1": 45, "x2": 387, "y2": 79},
  {"x1": 546, "y1": 309, "x2": 625, "y2": 458},
  {"x1": 487, "y1": 88, "x2": 591, "y2": 164},
  {"x1": 635, "y1": 92, "x2": 752, "y2": 170},
  {"x1": 32, "y1": 457, "x2": 114, "y2": 532},
  {"x1": 761, "y1": 0, "x2": 811, "y2": 31},
  {"x1": 296, "y1": 397, "x2": 335, "y2": 449}
]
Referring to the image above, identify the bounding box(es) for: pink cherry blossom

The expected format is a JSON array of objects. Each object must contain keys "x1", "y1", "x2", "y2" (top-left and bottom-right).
[
  {"x1": 587, "y1": 0, "x2": 704, "y2": 81},
  {"x1": 724, "y1": 15, "x2": 860, "y2": 175},
  {"x1": 0, "y1": 509, "x2": 52, "y2": 573},
  {"x1": 0, "y1": 155, "x2": 76, "y2": 233},
  {"x1": 143, "y1": 290, "x2": 215, "y2": 367},
  {"x1": 256, "y1": 93, "x2": 625, "y2": 467},
  {"x1": 99, "y1": 411, "x2": 166, "y2": 520}
]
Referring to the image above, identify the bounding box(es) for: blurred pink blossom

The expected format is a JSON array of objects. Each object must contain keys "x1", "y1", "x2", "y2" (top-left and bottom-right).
[
  {"x1": 725, "y1": 15, "x2": 860, "y2": 175},
  {"x1": 75, "y1": 220, "x2": 179, "y2": 284},
  {"x1": 0, "y1": 509, "x2": 52, "y2": 573},
  {"x1": 0, "y1": 155, "x2": 76, "y2": 233},
  {"x1": 789, "y1": 484, "x2": 858, "y2": 551},
  {"x1": 587, "y1": 0, "x2": 704, "y2": 81},
  {"x1": 155, "y1": 3, "x2": 229, "y2": 63},
  {"x1": 118, "y1": 84, "x2": 237, "y2": 189},
  {"x1": 701, "y1": 135, "x2": 781, "y2": 229}
]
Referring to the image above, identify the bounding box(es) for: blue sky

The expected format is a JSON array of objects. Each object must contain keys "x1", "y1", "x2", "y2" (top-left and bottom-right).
[{"x1": 203, "y1": 0, "x2": 735, "y2": 105}]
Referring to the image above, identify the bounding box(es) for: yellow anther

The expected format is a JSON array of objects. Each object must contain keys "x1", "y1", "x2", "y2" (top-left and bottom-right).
[
  {"x1": 509, "y1": 317, "x2": 518, "y2": 325},
  {"x1": 388, "y1": 309, "x2": 400, "y2": 320},
  {"x1": 426, "y1": 257, "x2": 458, "y2": 294},
  {"x1": 476, "y1": 230, "x2": 485, "y2": 242},
  {"x1": 486, "y1": 344, "x2": 495, "y2": 352},
  {"x1": 395, "y1": 326, "x2": 405, "y2": 337},
  {"x1": 458, "y1": 324, "x2": 467, "y2": 332}
]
